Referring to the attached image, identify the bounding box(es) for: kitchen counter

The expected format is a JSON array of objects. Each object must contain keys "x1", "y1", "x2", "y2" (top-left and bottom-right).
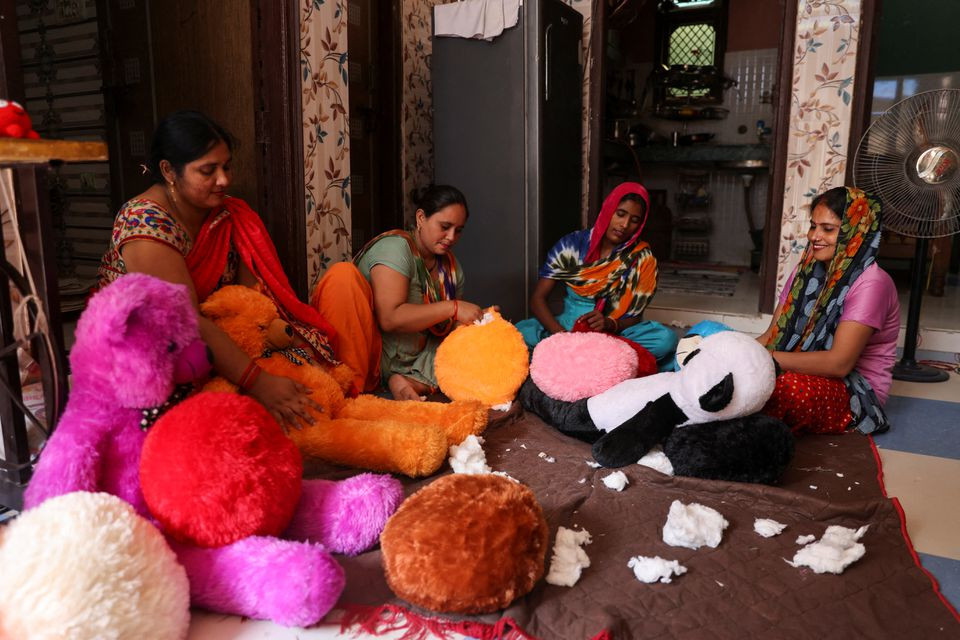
[{"x1": 604, "y1": 140, "x2": 771, "y2": 169}]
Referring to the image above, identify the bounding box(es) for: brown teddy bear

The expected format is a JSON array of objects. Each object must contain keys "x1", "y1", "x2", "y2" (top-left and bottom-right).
[{"x1": 200, "y1": 285, "x2": 488, "y2": 477}]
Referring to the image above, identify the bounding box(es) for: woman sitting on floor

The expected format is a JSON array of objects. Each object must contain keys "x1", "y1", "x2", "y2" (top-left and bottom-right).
[
  {"x1": 757, "y1": 186, "x2": 900, "y2": 434},
  {"x1": 98, "y1": 109, "x2": 357, "y2": 428},
  {"x1": 339, "y1": 185, "x2": 486, "y2": 401},
  {"x1": 516, "y1": 181, "x2": 678, "y2": 368}
]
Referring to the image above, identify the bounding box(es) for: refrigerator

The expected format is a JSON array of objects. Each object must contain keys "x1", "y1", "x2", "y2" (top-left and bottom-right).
[{"x1": 432, "y1": 0, "x2": 583, "y2": 322}]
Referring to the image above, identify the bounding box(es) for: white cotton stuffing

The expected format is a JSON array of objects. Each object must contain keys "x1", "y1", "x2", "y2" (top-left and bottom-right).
[
  {"x1": 627, "y1": 556, "x2": 688, "y2": 584},
  {"x1": 491, "y1": 402, "x2": 512, "y2": 412},
  {"x1": 538, "y1": 452, "x2": 556, "y2": 463},
  {"x1": 796, "y1": 534, "x2": 816, "y2": 545},
  {"x1": 473, "y1": 312, "x2": 495, "y2": 326},
  {"x1": 788, "y1": 525, "x2": 869, "y2": 574},
  {"x1": 601, "y1": 471, "x2": 629, "y2": 491},
  {"x1": 545, "y1": 527, "x2": 593, "y2": 587},
  {"x1": 754, "y1": 518, "x2": 787, "y2": 538},
  {"x1": 662, "y1": 500, "x2": 729, "y2": 550},
  {"x1": 637, "y1": 446, "x2": 674, "y2": 475},
  {"x1": 448, "y1": 435, "x2": 491, "y2": 474},
  {"x1": 585, "y1": 460, "x2": 601, "y2": 468}
]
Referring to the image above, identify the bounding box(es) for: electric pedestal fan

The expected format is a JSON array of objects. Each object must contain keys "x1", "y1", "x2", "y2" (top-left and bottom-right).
[{"x1": 854, "y1": 89, "x2": 960, "y2": 383}]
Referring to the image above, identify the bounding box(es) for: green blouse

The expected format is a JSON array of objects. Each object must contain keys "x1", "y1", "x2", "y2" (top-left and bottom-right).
[{"x1": 356, "y1": 235, "x2": 464, "y2": 387}]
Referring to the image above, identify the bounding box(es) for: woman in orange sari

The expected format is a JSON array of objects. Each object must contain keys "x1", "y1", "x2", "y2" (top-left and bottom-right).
[
  {"x1": 98, "y1": 110, "x2": 357, "y2": 428},
  {"x1": 517, "y1": 182, "x2": 678, "y2": 368}
]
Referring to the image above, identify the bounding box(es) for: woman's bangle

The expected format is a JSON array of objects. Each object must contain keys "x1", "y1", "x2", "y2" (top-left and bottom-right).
[
  {"x1": 609, "y1": 317, "x2": 619, "y2": 334},
  {"x1": 238, "y1": 361, "x2": 262, "y2": 391},
  {"x1": 451, "y1": 299, "x2": 459, "y2": 321}
]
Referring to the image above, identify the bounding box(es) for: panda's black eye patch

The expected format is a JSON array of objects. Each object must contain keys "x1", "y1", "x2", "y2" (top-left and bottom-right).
[{"x1": 681, "y1": 348, "x2": 701, "y2": 366}]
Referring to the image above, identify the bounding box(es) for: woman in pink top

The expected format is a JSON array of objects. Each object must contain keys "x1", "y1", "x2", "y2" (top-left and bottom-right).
[{"x1": 757, "y1": 186, "x2": 900, "y2": 435}]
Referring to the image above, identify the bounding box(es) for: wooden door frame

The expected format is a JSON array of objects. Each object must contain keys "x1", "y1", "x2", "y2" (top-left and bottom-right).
[
  {"x1": 844, "y1": 0, "x2": 880, "y2": 185},
  {"x1": 586, "y1": 0, "x2": 607, "y2": 222},
  {"x1": 250, "y1": 0, "x2": 308, "y2": 299},
  {"x1": 376, "y1": 0, "x2": 403, "y2": 230},
  {"x1": 759, "y1": 0, "x2": 798, "y2": 314}
]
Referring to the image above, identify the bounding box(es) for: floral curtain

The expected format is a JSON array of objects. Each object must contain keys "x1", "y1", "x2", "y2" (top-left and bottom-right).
[
  {"x1": 300, "y1": 0, "x2": 353, "y2": 287},
  {"x1": 776, "y1": 0, "x2": 863, "y2": 296}
]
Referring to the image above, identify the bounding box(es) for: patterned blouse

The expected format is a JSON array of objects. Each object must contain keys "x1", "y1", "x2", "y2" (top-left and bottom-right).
[{"x1": 98, "y1": 198, "x2": 239, "y2": 290}]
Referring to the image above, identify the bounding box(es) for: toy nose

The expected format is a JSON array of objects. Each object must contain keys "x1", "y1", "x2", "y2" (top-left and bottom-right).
[{"x1": 173, "y1": 338, "x2": 213, "y2": 384}]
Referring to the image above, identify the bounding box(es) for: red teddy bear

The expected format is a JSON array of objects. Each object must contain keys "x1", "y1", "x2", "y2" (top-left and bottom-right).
[{"x1": 0, "y1": 100, "x2": 39, "y2": 139}]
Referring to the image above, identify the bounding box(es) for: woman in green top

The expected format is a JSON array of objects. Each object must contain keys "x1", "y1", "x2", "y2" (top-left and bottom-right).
[{"x1": 354, "y1": 185, "x2": 485, "y2": 401}]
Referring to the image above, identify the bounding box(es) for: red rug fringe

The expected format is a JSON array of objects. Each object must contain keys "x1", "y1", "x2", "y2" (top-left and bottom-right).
[{"x1": 338, "y1": 604, "x2": 612, "y2": 640}]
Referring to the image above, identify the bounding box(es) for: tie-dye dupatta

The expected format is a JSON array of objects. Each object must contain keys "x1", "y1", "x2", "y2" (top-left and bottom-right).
[
  {"x1": 538, "y1": 182, "x2": 657, "y2": 319},
  {"x1": 769, "y1": 187, "x2": 889, "y2": 434}
]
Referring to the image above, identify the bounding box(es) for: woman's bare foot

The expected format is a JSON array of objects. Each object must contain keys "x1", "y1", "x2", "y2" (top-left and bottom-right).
[{"x1": 388, "y1": 374, "x2": 427, "y2": 401}]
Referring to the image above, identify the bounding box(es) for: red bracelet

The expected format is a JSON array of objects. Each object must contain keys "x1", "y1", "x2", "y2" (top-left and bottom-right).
[
  {"x1": 238, "y1": 361, "x2": 261, "y2": 391},
  {"x1": 609, "y1": 317, "x2": 619, "y2": 333},
  {"x1": 451, "y1": 299, "x2": 459, "y2": 321},
  {"x1": 241, "y1": 365, "x2": 262, "y2": 391}
]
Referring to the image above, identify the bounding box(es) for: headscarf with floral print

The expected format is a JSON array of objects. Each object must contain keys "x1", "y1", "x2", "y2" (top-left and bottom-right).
[{"x1": 769, "y1": 186, "x2": 889, "y2": 434}]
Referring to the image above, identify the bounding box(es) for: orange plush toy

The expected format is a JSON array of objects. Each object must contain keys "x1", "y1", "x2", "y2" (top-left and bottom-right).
[{"x1": 201, "y1": 286, "x2": 488, "y2": 477}]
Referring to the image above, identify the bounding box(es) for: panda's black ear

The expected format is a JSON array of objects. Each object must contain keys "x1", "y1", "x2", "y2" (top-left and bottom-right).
[{"x1": 699, "y1": 372, "x2": 734, "y2": 412}]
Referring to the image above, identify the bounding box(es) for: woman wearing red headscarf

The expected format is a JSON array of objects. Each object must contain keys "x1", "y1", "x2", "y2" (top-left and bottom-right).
[{"x1": 516, "y1": 182, "x2": 678, "y2": 368}]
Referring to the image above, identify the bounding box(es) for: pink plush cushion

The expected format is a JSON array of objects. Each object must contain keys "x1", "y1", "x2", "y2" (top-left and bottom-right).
[{"x1": 530, "y1": 332, "x2": 639, "y2": 401}]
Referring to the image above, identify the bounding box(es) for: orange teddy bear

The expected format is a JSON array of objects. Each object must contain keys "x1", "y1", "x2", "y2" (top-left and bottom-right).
[{"x1": 200, "y1": 285, "x2": 488, "y2": 477}]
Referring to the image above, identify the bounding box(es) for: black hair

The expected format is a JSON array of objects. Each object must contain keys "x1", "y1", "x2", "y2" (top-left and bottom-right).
[
  {"x1": 810, "y1": 186, "x2": 847, "y2": 220},
  {"x1": 411, "y1": 184, "x2": 469, "y2": 218},
  {"x1": 147, "y1": 110, "x2": 234, "y2": 184},
  {"x1": 618, "y1": 192, "x2": 648, "y2": 216}
]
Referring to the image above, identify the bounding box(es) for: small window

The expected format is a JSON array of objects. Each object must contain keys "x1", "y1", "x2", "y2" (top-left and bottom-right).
[{"x1": 654, "y1": 0, "x2": 728, "y2": 106}]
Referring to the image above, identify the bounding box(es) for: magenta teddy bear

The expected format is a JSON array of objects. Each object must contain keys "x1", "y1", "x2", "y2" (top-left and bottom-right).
[{"x1": 24, "y1": 273, "x2": 403, "y2": 627}]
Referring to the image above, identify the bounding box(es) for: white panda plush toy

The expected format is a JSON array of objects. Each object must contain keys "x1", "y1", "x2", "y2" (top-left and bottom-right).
[{"x1": 520, "y1": 331, "x2": 792, "y2": 478}]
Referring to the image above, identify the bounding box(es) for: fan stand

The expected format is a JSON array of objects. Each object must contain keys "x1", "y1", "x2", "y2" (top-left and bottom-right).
[{"x1": 892, "y1": 237, "x2": 949, "y2": 383}]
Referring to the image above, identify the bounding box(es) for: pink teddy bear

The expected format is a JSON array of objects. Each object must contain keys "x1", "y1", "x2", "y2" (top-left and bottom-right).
[{"x1": 25, "y1": 273, "x2": 403, "y2": 626}]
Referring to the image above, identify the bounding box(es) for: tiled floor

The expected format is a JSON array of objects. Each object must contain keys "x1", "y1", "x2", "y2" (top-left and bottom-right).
[{"x1": 874, "y1": 372, "x2": 960, "y2": 608}]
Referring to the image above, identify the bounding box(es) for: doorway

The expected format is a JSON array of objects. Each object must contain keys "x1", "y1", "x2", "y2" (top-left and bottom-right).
[
  {"x1": 346, "y1": 0, "x2": 402, "y2": 253},
  {"x1": 591, "y1": 0, "x2": 791, "y2": 320}
]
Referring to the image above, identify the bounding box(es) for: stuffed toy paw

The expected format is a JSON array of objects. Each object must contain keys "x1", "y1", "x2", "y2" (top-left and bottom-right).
[
  {"x1": 435, "y1": 309, "x2": 529, "y2": 408},
  {"x1": 530, "y1": 331, "x2": 655, "y2": 402},
  {"x1": 0, "y1": 492, "x2": 189, "y2": 640},
  {"x1": 201, "y1": 285, "x2": 488, "y2": 477},
  {"x1": 381, "y1": 474, "x2": 549, "y2": 614},
  {"x1": 663, "y1": 414, "x2": 794, "y2": 484}
]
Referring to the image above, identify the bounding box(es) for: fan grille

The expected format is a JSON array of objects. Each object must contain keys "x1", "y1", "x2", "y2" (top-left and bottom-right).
[{"x1": 854, "y1": 89, "x2": 960, "y2": 238}]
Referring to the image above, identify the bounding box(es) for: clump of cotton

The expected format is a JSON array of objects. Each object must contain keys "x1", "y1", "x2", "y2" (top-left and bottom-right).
[
  {"x1": 473, "y1": 312, "x2": 495, "y2": 326},
  {"x1": 448, "y1": 435, "x2": 491, "y2": 474},
  {"x1": 662, "y1": 500, "x2": 729, "y2": 550},
  {"x1": 754, "y1": 518, "x2": 787, "y2": 538},
  {"x1": 627, "y1": 556, "x2": 688, "y2": 584},
  {"x1": 637, "y1": 446, "x2": 674, "y2": 475},
  {"x1": 602, "y1": 471, "x2": 629, "y2": 491},
  {"x1": 545, "y1": 527, "x2": 593, "y2": 587},
  {"x1": 796, "y1": 534, "x2": 816, "y2": 545},
  {"x1": 788, "y1": 525, "x2": 869, "y2": 574}
]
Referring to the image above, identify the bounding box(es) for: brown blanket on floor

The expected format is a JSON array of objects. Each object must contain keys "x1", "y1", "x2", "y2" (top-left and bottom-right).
[{"x1": 312, "y1": 405, "x2": 959, "y2": 639}]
